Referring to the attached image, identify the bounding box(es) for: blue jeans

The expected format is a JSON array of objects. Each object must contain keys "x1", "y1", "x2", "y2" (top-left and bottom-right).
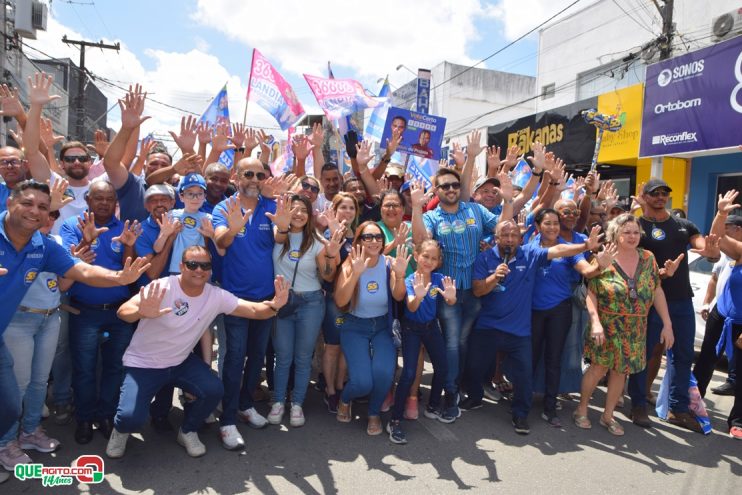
[
  {"x1": 221, "y1": 313, "x2": 274, "y2": 426},
  {"x1": 322, "y1": 292, "x2": 343, "y2": 345},
  {"x1": 1, "y1": 310, "x2": 61, "y2": 445},
  {"x1": 392, "y1": 318, "x2": 450, "y2": 421},
  {"x1": 628, "y1": 299, "x2": 695, "y2": 412},
  {"x1": 51, "y1": 295, "x2": 73, "y2": 406},
  {"x1": 273, "y1": 291, "x2": 325, "y2": 405},
  {"x1": 437, "y1": 288, "x2": 481, "y2": 391},
  {"x1": 115, "y1": 354, "x2": 223, "y2": 434},
  {"x1": 340, "y1": 314, "x2": 396, "y2": 416},
  {"x1": 0, "y1": 339, "x2": 21, "y2": 445},
  {"x1": 69, "y1": 308, "x2": 134, "y2": 422},
  {"x1": 531, "y1": 299, "x2": 572, "y2": 415},
  {"x1": 465, "y1": 329, "x2": 533, "y2": 419}
]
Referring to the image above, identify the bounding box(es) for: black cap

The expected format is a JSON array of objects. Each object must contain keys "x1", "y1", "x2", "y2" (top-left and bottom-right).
[
  {"x1": 725, "y1": 214, "x2": 742, "y2": 227},
  {"x1": 643, "y1": 178, "x2": 672, "y2": 194}
]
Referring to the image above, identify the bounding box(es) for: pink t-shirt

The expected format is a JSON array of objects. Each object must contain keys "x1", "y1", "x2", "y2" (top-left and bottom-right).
[{"x1": 123, "y1": 276, "x2": 239, "y2": 369}]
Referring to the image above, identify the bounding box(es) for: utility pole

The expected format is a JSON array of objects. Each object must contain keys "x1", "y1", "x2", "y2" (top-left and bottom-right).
[
  {"x1": 62, "y1": 35, "x2": 119, "y2": 140},
  {"x1": 654, "y1": 0, "x2": 675, "y2": 60}
]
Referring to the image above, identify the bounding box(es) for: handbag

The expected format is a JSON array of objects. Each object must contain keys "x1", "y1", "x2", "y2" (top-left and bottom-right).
[{"x1": 277, "y1": 256, "x2": 300, "y2": 318}]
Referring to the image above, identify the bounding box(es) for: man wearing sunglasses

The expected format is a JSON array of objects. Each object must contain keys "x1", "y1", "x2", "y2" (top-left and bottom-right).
[
  {"x1": 0, "y1": 146, "x2": 29, "y2": 215},
  {"x1": 106, "y1": 246, "x2": 288, "y2": 459},
  {"x1": 628, "y1": 178, "x2": 717, "y2": 432},
  {"x1": 213, "y1": 157, "x2": 278, "y2": 449}
]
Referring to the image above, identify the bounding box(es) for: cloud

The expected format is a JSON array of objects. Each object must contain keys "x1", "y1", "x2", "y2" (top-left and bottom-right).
[
  {"x1": 192, "y1": 0, "x2": 498, "y2": 89},
  {"x1": 490, "y1": 0, "x2": 599, "y2": 41}
]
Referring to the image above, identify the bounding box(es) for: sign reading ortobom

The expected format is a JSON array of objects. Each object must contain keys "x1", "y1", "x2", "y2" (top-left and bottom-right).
[{"x1": 640, "y1": 35, "x2": 742, "y2": 156}]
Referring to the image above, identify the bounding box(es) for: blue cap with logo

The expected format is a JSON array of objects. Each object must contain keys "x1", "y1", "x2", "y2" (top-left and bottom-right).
[{"x1": 179, "y1": 173, "x2": 207, "y2": 193}]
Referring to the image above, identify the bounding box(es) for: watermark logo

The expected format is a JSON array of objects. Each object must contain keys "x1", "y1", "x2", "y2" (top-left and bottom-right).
[{"x1": 15, "y1": 455, "x2": 105, "y2": 487}]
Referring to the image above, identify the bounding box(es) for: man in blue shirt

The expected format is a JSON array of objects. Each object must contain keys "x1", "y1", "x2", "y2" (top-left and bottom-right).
[
  {"x1": 463, "y1": 220, "x2": 599, "y2": 435},
  {"x1": 0, "y1": 146, "x2": 28, "y2": 214},
  {"x1": 0, "y1": 180, "x2": 148, "y2": 467},
  {"x1": 213, "y1": 157, "x2": 280, "y2": 449},
  {"x1": 60, "y1": 181, "x2": 143, "y2": 445}
]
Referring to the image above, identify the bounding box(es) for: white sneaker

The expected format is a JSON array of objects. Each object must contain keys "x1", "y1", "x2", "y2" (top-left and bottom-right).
[
  {"x1": 238, "y1": 407, "x2": 268, "y2": 429},
  {"x1": 178, "y1": 429, "x2": 206, "y2": 457},
  {"x1": 0, "y1": 470, "x2": 9, "y2": 484},
  {"x1": 219, "y1": 425, "x2": 245, "y2": 450},
  {"x1": 41, "y1": 404, "x2": 50, "y2": 419},
  {"x1": 267, "y1": 403, "x2": 285, "y2": 425},
  {"x1": 105, "y1": 429, "x2": 129, "y2": 459},
  {"x1": 289, "y1": 404, "x2": 305, "y2": 428}
]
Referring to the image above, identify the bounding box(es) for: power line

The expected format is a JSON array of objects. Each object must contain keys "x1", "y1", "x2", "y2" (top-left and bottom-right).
[{"x1": 611, "y1": 0, "x2": 655, "y2": 35}]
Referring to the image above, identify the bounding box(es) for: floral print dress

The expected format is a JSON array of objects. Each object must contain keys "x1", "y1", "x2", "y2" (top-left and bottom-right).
[{"x1": 584, "y1": 248, "x2": 660, "y2": 374}]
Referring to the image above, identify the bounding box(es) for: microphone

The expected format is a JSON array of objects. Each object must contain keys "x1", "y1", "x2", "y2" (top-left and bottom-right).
[{"x1": 502, "y1": 246, "x2": 512, "y2": 264}]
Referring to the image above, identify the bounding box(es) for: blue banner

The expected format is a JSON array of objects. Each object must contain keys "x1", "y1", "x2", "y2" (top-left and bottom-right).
[
  {"x1": 406, "y1": 155, "x2": 438, "y2": 190},
  {"x1": 365, "y1": 79, "x2": 390, "y2": 143},
  {"x1": 198, "y1": 85, "x2": 234, "y2": 169},
  {"x1": 380, "y1": 107, "x2": 446, "y2": 160}
]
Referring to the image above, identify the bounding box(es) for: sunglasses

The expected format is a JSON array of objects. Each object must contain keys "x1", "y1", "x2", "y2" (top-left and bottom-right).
[
  {"x1": 243, "y1": 170, "x2": 267, "y2": 180},
  {"x1": 301, "y1": 182, "x2": 320, "y2": 194},
  {"x1": 647, "y1": 189, "x2": 670, "y2": 198},
  {"x1": 359, "y1": 233, "x2": 384, "y2": 242},
  {"x1": 437, "y1": 182, "x2": 461, "y2": 191},
  {"x1": 62, "y1": 155, "x2": 91, "y2": 163},
  {"x1": 183, "y1": 260, "x2": 212, "y2": 271},
  {"x1": 559, "y1": 209, "x2": 579, "y2": 216},
  {"x1": 627, "y1": 278, "x2": 637, "y2": 300}
]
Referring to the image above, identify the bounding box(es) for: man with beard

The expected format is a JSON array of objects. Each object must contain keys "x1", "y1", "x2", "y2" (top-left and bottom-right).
[
  {"x1": 213, "y1": 157, "x2": 277, "y2": 449},
  {"x1": 0, "y1": 147, "x2": 28, "y2": 214}
]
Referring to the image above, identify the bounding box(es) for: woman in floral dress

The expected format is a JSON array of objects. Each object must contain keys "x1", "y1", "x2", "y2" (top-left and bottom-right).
[{"x1": 573, "y1": 214, "x2": 674, "y2": 436}]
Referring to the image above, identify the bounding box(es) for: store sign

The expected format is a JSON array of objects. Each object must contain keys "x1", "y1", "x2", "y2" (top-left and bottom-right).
[
  {"x1": 597, "y1": 84, "x2": 643, "y2": 162},
  {"x1": 640, "y1": 35, "x2": 742, "y2": 156},
  {"x1": 488, "y1": 98, "x2": 597, "y2": 166}
]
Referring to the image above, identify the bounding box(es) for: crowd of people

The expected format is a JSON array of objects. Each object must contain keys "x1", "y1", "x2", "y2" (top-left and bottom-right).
[{"x1": 0, "y1": 73, "x2": 740, "y2": 481}]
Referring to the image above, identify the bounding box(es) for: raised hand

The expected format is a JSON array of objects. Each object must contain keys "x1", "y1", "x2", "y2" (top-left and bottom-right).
[
  {"x1": 718, "y1": 189, "x2": 740, "y2": 213},
  {"x1": 92, "y1": 129, "x2": 110, "y2": 157},
  {"x1": 410, "y1": 180, "x2": 427, "y2": 209},
  {"x1": 112, "y1": 220, "x2": 142, "y2": 247},
  {"x1": 168, "y1": 115, "x2": 198, "y2": 153},
  {"x1": 261, "y1": 174, "x2": 289, "y2": 199},
  {"x1": 156, "y1": 213, "x2": 181, "y2": 239},
  {"x1": 40, "y1": 117, "x2": 65, "y2": 148},
  {"x1": 116, "y1": 256, "x2": 151, "y2": 285},
  {"x1": 391, "y1": 222, "x2": 410, "y2": 249},
  {"x1": 690, "y1": 233, "x2": 721, "y2": 259},
  {"x1": 264, "y1": 195, "x2": 294, "y2": 232},
  {"x1": 291, "y1": 134, "x2": 314, "y2": 161},
  {"x1": 212, "y1": 122, "x2": 236, "y2": 154},
  {"x1": 197, "y1": 217, "x2": 216, "y2": 240},
  {"x1": 173, "y1": 153, "x2": 203, "y2": 176},
  {"x1": 584, "y1": 170, "x2": 599, "y2": 195},
  {"x1": 527, "y1": 141, "x2": 546, "y2": 173},
  {"x1": 466, "y1": 129, "x2": 485, "y2": 158},
  {"x1": 137, "y1": 281, "x2": 172, "y2": 318},
  {"x1": 118, "y1": 84, "x2": 149, "y2": 129},
  {"x1": 0, "y1": 84, "x2": 24, "y2": 118},
  {"x1": 502, "y1": 145, "x2": 520, "y2": 171},
  {"x1": 308, "y1": 123, "x2": 324, "y2": 149},
  {"x1": 355, "y1": 140, "x2": 375, "y2": 169},
  {"x1": 486, "y1": 146, "x2": 501, "y2": 173},
  {"x1": 324, "y1": 223, "x2": 346, "y2": 258},
  {"x1": 318, "y1": 204, "x2": 341, "y2": 234},
  {"x1": 196, "y1": 122, "x2": 213, "y2": 145},
  {"x1": 70, "y1": 243, "x2": 96, "y2": 264},
  {"x1": 391, "y1": 244, "x2": 411, "y2": 277},
  {"x1": 49, "y1": 177, "x2": 73, "y2": 212},
  {"x1": 231, "y1": 123, "x2": 246, "y2": 149},
  {"x1": 595, "y1": 242, "x2": 618, "y2": 269},
  {"x1": 271, "y1": 275, "x2": 290, "y2": 310},
  {"x1": 77, "y1": 212, "x2": 109, "y2": 244},
  {"x1": 349, "y1": 244, "x2": 371, "y2": 274},
  {"x1": 585, "y1": 224, "x2": 603, "y2": 251},
  {"x1": 384, "y1": 132, "x2": 402, "y2": 156},
  {"x1": 450, "y1": 142, "x2": 466, "y2": 168},
  {"x1": 495, "y1": 172, "x2": 514, "y2": 202},
  {"x1": 225, "y1": 194, "x2": 251, "y2": 232},
  {"x1": 441, "y1": 276, "x2": 457, "y2": 302},
  {"x1": 660, "y1": 253, "x2": 684, "y2": 278},
  {"x1": 631, "y1": 182, "x2": 648, "y2": 212},
  {"x1": 412, "y1": 272, "x2": 431, "y2": 300},
  {"x1": 27, "y1": 72, "x2": 61, "y2": 106}
]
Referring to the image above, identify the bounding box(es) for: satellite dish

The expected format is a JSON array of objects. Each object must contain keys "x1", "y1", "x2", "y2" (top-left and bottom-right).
[{"x1": 713, "y1": 13, "x2": 734, "y2": 38}]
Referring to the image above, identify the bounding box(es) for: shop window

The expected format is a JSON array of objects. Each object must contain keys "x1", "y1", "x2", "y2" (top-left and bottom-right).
[{"x1": 541, "y1": 83, "x2": 555, "y2": 100}]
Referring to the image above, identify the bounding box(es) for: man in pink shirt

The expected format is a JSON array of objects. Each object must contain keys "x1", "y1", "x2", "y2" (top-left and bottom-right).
[{"x1": 105, "y1": 246, "x2": 288, "y2": 458}]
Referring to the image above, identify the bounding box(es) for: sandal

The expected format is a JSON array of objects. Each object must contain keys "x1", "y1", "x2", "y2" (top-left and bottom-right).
[
  {"x1": 367, "y1": 416, "x2": 382, "y2": 436},
  {"x1": 573, "y1": 412, "x2": 592, "y2": 429},
  {"x1": 495, "y1": 380, "x2": 513, "y2": 393},
  {"x1": 336, "y1": 401, "x2": 352, "y2": 423},
  {"x1": 599, "y1": 415, "x2": 625, "y2": 436}
]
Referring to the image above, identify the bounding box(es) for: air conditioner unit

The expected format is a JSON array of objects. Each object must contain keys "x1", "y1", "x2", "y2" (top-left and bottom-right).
[
  {"x1": 712, "y1": 8, "x2": 742, "y2": 42},
  {"x1": 32, "y1": 1, "x2": 48, "y2": 31},
  {"x1": 13, "y1": 0, "x2": 36, "y2": 39}
]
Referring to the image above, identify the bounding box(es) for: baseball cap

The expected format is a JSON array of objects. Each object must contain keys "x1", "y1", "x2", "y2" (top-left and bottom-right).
[
  {"x1": 179, "y1": 173, "x2": 207, "y2": 193},
  {"x1": 725, "y1": 214, "x2": 742, "y2": 227},
  {"x1": 144, "y1": 183, "x2": 175, "y2": 200},
  {"x1": 473, "y1": 177, "x2": 500, "y2": 192},
  {"x1": 643, "y1": 178, "x2": 672, "y2": 194},
  {"x1": 385, "y1": 164, "x2": 405, "y2": 178}
]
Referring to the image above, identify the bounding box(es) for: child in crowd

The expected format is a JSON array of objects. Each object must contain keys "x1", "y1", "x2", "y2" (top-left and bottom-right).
[
  {"x1": 387, "y1": 239, "x2": 458, "y2": 444},
  {"x1": 153, "y1": 173, "x2": 224, "y2": 274}
]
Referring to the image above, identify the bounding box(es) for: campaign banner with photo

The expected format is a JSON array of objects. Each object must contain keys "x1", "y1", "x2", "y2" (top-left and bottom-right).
[
  {"x1": 198, "y1": 85, "x2": 234, "y2": 169},
  {"x1": 303, "y1": 74, "x2": 384, "y2": 121},
  {"x1": 640, "y1": 35, "x2": 742, "y2": 156},
  {"x1": 406, "y1": 155, "x2": 438, "y2": 190},
  {"x1": 380, "y1": 107, "x2": 446, "y2": 160},
  {"x1": 247, "y1": 49, "x2": 305, "y2": 130}
]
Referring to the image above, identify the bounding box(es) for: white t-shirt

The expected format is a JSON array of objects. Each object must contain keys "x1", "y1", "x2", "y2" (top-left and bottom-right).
[
  {"x1": 51, "y1": 171, "x2": 90, "y2": 235},
  {"x1": 713, "y1": 253, "x2": 735, "y2": 302},
  {"x1": 272, "y1": 233, "x2": 324, "y2": 292},
  {"x1": 123, "y1": 276, "x2": 239, "y2": 369}
]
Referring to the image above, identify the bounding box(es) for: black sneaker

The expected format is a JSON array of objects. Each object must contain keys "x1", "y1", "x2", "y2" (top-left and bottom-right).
[
  {"x1": 512, "y1": 416, "x2": 530, "y2": 435},
  {"x1": 459, "y1": 397, "x2": 483, "y2": 411},
  {"x1": 314, "y1": 373, "x2": 327, "y2": 393},
  {"x1": 387, "y1": 420, "x2": 407, "y2": 444},
  {"x1": 711, "y1": 381, "x2": 735, "y2": 396}
]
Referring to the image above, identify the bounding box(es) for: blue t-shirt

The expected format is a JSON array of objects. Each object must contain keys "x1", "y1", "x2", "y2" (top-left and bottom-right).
[
  {"x1": 212, "y1": 196, "x2": 276, "y2": 299},
  {"x1": 60, "y1": 213, "x2": 131, "y2": 305},
  {"x1": 0, "y1": 183, "x2": 9, "y2": 214},
  {"x1": 530, "y1": 234, "x2": 584, "y2": 310},
  {"x1": 19, "y1": 234, "x2": 63, "y2": 310},
  {"x1": 472, "y1": 243, "x2": 549, "y2": 337},
  {"x1": 350, "y1": 257, "x2": 388, "y2": 318},
  {"x1": 117, "y1": 173, "x2": 148, "y2": 222},
  {"x1": 134, "y1": 215, "x2": 170, "y2": 286},
  {"x1": 423, "y1": 201, "x2": 498, "y2": 290},
  {"x1": 404, "y1": 271, "x2": 445, "y2": 323},
  {"x1": 169, "y1": 209, "x2": 210, "y2": 274},
  {"x1": 0, "y1": 212, "x2": 77, "y2": 334}
]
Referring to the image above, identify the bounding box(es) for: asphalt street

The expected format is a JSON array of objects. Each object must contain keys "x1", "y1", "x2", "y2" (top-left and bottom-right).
[{"x1": 2, "y1": 366, "x2": 739, "y2": 495}]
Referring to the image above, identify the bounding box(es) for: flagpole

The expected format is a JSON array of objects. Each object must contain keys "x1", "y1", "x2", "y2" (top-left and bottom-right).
[{"x1": 244, "y1": 49, "x2": 257, "y2": 126}]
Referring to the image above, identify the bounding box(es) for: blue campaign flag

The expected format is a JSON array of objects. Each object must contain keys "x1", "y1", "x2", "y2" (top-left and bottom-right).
[
  {"x1": 365, "y1": 78, "x2": 390, "y2": 143},
  {"x1": 406, "y1": 155, "x2": 439, "y2": 190},
  {"x1": 198, "y1": 85, "x2": 234, "y2": 169}
]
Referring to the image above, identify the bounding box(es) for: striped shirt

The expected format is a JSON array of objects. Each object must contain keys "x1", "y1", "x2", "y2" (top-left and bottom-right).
[{"x1": 423, "y1": 201, "x2": 498, "y2": 289}]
